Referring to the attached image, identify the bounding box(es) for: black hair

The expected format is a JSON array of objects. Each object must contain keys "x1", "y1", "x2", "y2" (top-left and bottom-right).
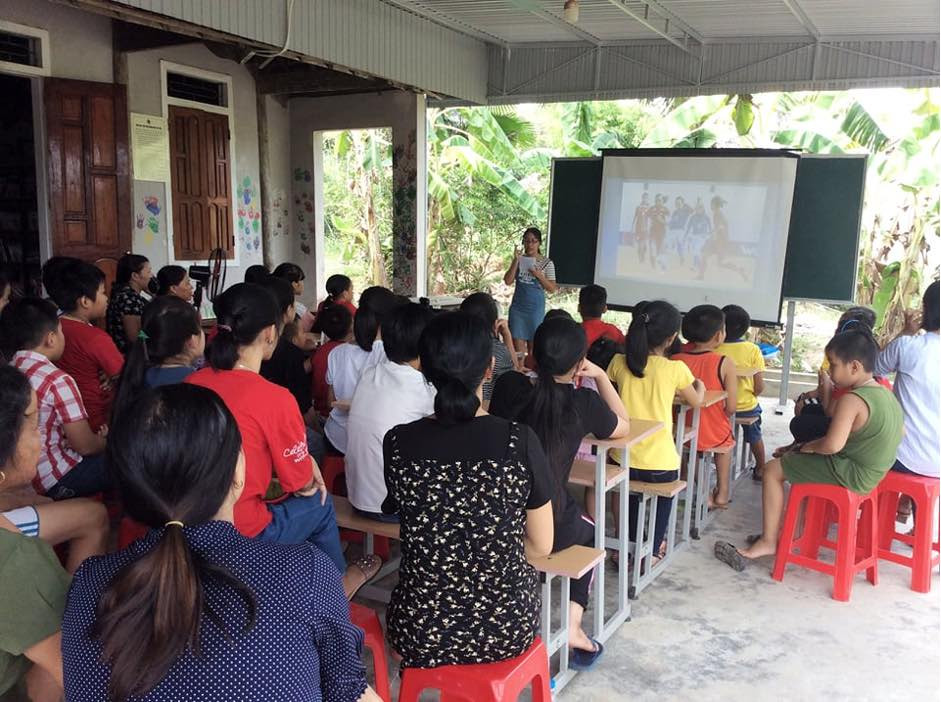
[
  {"x1": 923, "y1": 280, "x2": 939, "y2": 332},
  {"x1": 0, "y1": 270, "x2": 10, "y2": 298},
  {"x1": 354, "y1": 286, "x2": 401, "y2": 352},
  {"x1": 96, "y1": 384, "x2": 255, "y2": 701},
  {"x1": 419, "y1": 311, "x2": 491, "y2": 425},
  {"x1": 825, "y1": 328, "x2": 878, "y2": 372},
  {"x1": 528, "y1": 317, "x2": 587, "y2": 511},
  {"x1": 112, "y1": 296, "x2": 202, "y2": 420},
  {"x1": 836, "y1": 306, "x2": 877, "y2": 334},
  {"x1": 0, "y1": 365, "x2": 32, "y2": 468},
  {"x1": 42, "y1": 256, "x2": 81, "y2": 302},
  {"x1": 721, "y1": 304, "x2": 751, "y2": 342},
  {"x1": 587, "y1": 336, "x2": 621, "y2": 371},
  {"x1": 317, "y1": 304, "x2": 353, "y2": 342},
  {"x1": 460, "y1": 292, "x2": 499, "y2": 329},
  {"x1": 523, "y1": 226, "x2": 542, "y2": 244},
  {"x1": 115, "y1": 254, "x2": 150, "y2": 288},
  {"x1": 243, "y1": 264, "x2": 270, "y2": 285},
  {"x1": 258, "y1": 276, "x2": 294, "y2": 318},
  {"x1": 682, "y1": 305, "x2": 725, "y2": 343},
  {"x1": 325, "y1": 274, "x2": 352, "y2": 300},
  {"x1": 50, "y1": 260, "x2": 105, "y2": 313},
  {"x1": 206, "y1": 283, "x2": 280, "y2": 371},
  {"x1": 578, "y1": 284, "x2": 608, "y2": 319},
  {"x1": 382, "y1": 302, "x2": 434, "y2": 364},
  {"x1": 625, "y1": 300, "x2": 681, "y2": 378},
  {"x1": 156, "y1": 265, "x2": 188, "y2": 296},
  {"x1": 0, "y1": 297, "x2": 59, "y2": 357},
  {"x1": 271, "y1": 262, "x2": 305, "y2": 285},
  {"x1": 544, "y1": 308, "x2": 574, "y2": 322}
]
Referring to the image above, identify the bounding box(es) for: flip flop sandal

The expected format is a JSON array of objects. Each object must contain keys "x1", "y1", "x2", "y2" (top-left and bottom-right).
[
  {"x1": 570, "y1": 638, "x2": 605, "y2": 671},
  {"x1": 345, "y1": 554, "x2": 382, "y2": 600},
  {"x1": 714, "y1": 541, "x2": 747, "y2": 572}
]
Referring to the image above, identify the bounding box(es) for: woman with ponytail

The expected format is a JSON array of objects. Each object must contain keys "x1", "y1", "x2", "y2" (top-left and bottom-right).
[
  {"x1": 324, "y1": 285, "x2": 401, "y2": 454},
  {"x1": 490, "y1": 316, "x2": 629, "y2": 669},
  {"x1": 383, "y1": 311, "x2": 554, "y2": 669},
  {"x1": 312, "y1": 274, "x2": 356, "y2": 333},
  {"x1": 111, "y1": 296, "x2": 204, "y2": 419},
  {"x1": 62, "y1": 384, "x2": 381, "y2": 702},
  {"x1": 187, "y1": 283, "x2": 380, "y2": 598},
  {"x1": 607, "y1": 300, "x2": 705, "y2": 561}
]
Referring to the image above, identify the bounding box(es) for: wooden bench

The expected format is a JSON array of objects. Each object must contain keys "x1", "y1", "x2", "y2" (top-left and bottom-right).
[
  {"x1": 333, "y1": 495, "x2": 400, "y2": 541},
  {"x1": 627, "y1": 478, "x2": 687, "y2": 599}
]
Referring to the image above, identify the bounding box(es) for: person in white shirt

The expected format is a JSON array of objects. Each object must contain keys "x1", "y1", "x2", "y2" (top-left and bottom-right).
[
  {"x1": 345, "y1": 303, "x2": 437, "y2": 520},
  {"x1": 875, "y1": 280, "x2": 940, "y2": 480},
  {"x1": 324, "y1": 286, "x2": 402, "y2": 454}
]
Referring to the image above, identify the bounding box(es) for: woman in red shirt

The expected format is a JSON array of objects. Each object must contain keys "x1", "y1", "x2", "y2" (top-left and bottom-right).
[{"x1": 187, "y1": 283, "x2": 379, "y2": 595}]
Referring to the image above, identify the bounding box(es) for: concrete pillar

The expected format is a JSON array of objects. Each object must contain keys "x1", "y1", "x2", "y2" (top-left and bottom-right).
[{"x1": 391, "y1": 93, "x2": 427, "y2": 297}]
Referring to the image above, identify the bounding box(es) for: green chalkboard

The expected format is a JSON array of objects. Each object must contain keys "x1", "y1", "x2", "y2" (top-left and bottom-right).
[
  {"x1": 546, "y1": 154, "x2": 866, "y2": 303},
  {"x1": 782, "y1": 155, "x2": 866, "y2": 301}
]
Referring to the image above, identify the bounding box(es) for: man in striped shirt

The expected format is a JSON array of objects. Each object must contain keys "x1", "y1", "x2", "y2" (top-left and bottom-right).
[{"x1": 4, "y1": 298, "x2": 108, "y2": 499}]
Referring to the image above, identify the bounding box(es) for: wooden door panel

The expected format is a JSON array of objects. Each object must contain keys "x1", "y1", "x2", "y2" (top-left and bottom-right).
[{"x1": 46, "y1": 79, "x2": 129, "y2": 261}]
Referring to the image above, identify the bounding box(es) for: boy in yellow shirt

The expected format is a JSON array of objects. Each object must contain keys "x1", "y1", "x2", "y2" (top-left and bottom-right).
[{"x1": 716, "y1": 305, "x2": 766, "y2": 479}]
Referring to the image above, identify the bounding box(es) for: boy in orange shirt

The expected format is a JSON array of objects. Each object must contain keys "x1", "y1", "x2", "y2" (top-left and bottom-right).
[
  {"x1": 578, "y1": 284, "x2": 625, "y2": 347},
  {"x1": 673, "y1": 305, "x2": 737, "y2": 507}
]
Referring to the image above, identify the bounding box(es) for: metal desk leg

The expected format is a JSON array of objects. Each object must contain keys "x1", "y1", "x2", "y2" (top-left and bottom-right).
[
  {"x1": 630, "y1": 492, "x2": 646, "y2": 599},
  {"x1": 676, "y1": 406, "x2": 693, "y2": 547},
  {"x1": 591, "y1": 449, "x2": 606, "y2": 639}
]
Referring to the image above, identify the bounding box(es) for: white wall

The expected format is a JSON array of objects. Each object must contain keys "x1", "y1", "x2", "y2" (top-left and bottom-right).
[
  {"x1": 260, "y1": 95, "x2": 293, "y2": 272},
  {"x1": 2, "y1": 0, "x2": 113, "y2": 83},
  {"x1": 125, "y1": 43, "x2": 264, "y2": 285}
]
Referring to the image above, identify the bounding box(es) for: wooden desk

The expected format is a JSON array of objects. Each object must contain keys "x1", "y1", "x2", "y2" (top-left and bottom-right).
[
  {"x1": 578, "y1": 418, "x2": 663, "y2": 643},
  {"x1": 675, "y1": 390, "x2": 729, "y2": 540}
]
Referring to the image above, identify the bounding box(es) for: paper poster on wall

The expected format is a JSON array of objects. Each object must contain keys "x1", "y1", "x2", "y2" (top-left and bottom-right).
[{"x1": 131, "y1": 113, "x2": 171, "y2": 183}]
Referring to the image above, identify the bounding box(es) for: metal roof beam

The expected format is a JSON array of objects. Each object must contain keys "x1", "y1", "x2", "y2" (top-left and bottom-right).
[
  {"x1": 523, "y1": 7, "x2": 606, "y2": 46},
  {"x1": 379, "y1": 0, "x2": 508, "y2": 47},
  {"x1": 605, "y1": 1, "x2": 700, "y2": 56},
  {"x1": 781, "y1": 0, "x2": 821, "y2": 40},
  {"x1": 634, "y1": 0, "x2": 705, "y2": 44}
]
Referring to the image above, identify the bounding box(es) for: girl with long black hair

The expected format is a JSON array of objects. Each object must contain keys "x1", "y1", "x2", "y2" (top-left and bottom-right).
[
  {"x1": 490, "y1": 316, "x2": 630, "y2": 669},
  {"x1": 62, "y1": 384, "x2": 381, "y2": 702}
]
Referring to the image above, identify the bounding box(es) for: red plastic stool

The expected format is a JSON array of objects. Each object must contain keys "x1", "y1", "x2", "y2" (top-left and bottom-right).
[
  {"x1": 772, "y1": 483, "x2": 878, "y2": 601},
  {"x1": 349, "y1": 603, "x2": 391, "y2": 702},
  {"x1": 876, "y1": 471, "x2": 940, "y2": 593},
  {"x1": 398, "y1": 637, "x2": 551, "y2": 702},
  {"x1": 117, "y1": 516, "x2": 149, "y2": 549}
]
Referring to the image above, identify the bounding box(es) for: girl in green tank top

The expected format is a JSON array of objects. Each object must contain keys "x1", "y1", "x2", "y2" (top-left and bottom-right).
[{"x1": 715, "y1": 328, "x2": 903, "y2": 571}]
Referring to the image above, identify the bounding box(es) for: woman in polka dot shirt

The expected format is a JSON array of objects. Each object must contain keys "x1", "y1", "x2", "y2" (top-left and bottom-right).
[{"x1": 61, "y1": 384, "x2": 381, "y2": 701}]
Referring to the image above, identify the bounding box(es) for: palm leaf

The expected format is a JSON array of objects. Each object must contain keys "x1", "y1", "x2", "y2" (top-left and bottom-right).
[{"x1": 841, "y1": 102, "x2": 890, "y2": 152}]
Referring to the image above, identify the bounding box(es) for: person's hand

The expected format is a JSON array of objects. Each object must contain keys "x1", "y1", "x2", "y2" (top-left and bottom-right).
[
  {"x1": 294, "y1": 459, "x2": 328, "y2": 504},
  {"x1": 903, "y1": 309, "x2": 921, "y2": 336},
  {"x1": 97, "y1": 424, "x2": 109, "y2": 439},
  {"x1": 531, "y1": 266, "x2": 546, "y2": 282},
  {"x1": 576, "y1": 359, "x2": 605, "y2": 381},
  {"x1": 513, "y1": 246, "x2": 522, "y2": 262},
  {"x1": 98, "y1": 371, "x2": 114, "y2": 392}
]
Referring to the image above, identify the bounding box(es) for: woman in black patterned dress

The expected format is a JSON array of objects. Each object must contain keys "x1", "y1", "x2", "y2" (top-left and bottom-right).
[{"x1": 382, "y1": 311, "x2": 554, "y2": 669}]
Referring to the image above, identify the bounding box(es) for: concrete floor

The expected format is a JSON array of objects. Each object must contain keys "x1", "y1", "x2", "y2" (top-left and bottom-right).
[
  {"x1": 562, "y1": 398, "x2": 941, "y2": 702},
  {"x1": 356, "y1": 398, "x2": 941, "y2": 701}
]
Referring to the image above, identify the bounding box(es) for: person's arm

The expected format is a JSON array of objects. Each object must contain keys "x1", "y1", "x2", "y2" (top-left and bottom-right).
[
  {"x1": 263, "y1": 389, "x2": 325, "y2": 502},
  {"x1": 678, "y1": 378, "x2": 706, "y2": 407},
  {"x1": 23, "y1": 631, "x2": 63, "y2": 688},
  {"x1": 530, "y1": 260, "x2": 558, "y2": 294},
  {"x1": 503, "y1": 247, "x2": 521, "y2": 286},
  {"x1": 496, "y1": 319, "x2": 521, "y2": 371},
  {"x1": 63, "y1": 419, "x2": 107, "y2": 456},
  {"x1": 381, "y1": 431, "x2": 400, "y2": 515},
  {"x1": 524, "y1": 502, "x2": 553, "y2": 560},
  {"x1": 121, "y1": 315, "x2": 141, "y2": 346},
  {"x1": 800, "y1": 392, "x2": 868, "y2": 455},
  {"x1": 577, "y1": 359, "x2": 630, "y2": 436},
  {"x1": 874, "y1": 336, "x2": 904, "y2": 378},
  {"x1": 720, "y1": 356, "x2": 738, "y2": 415},
  {"x1": 753, "y1": 371, "x2": 765, "y2": 396}
]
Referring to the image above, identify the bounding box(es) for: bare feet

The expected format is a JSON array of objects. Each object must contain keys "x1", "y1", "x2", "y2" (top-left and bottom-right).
[
  {"x1": 738, "y1": 537, "x2": 776, "y2": 560},
  {"x1": 569, "y1": 627, "x2": 595, "y2": 652},
  {"x1": 707, "y1": 488, "x2": 729, "y2": 510}
]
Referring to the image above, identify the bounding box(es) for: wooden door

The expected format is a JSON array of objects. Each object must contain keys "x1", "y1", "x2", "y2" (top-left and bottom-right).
[
  {"x1": 45, "y1": 79, "x2": 130, "y2": 260},
  {"x1": 168, "y1": 105, "x2": 233, "y2": 260}
]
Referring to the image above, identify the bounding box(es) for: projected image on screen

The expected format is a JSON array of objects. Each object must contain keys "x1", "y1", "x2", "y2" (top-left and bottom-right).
[
  {"x1": 615, "y1": 181, "x2": 766, "y2": 288},
  {"x1": 595, "y1": 154, "x2": 798, "y2": 322}
]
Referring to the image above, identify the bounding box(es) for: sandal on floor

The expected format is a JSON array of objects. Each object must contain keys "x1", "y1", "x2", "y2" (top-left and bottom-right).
[
  {"x1": 344, "y1": 554, "x2": 382, "y2": 600},
  {"x1": 714, "y1": 541, "x2": 747, "y2": 572},
  {"x1": 570, "y1": 639, "x2": 605, "y2": 671}
]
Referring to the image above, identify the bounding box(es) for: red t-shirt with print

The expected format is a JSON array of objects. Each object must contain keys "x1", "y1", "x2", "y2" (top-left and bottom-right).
[
  {"x1": 581, "y1": 318, "x2": 625, "y2": 347},
  {"x1": 56, "y1": 318, "x2": 124, "y2": 431},
  {"x1": 186, "y1": 368, "x2": 313, "y2": 537}
]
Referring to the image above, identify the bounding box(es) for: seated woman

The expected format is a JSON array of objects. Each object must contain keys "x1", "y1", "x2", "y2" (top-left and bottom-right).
[
  {"x1": 0, "y1": 366, "x2": 73, "y2": 702},
  {"x1": 490, "y1": 316, "x2": 630, "y2": 669},
  {"x1": 382, "y1": 311, "x2": 554, "y2": 669},
  {"x1": 106, "y1": 253, "x2": 153, "y2": 354},
  {"x1": 155, "y1": 265, "x2": 194, "y2": 303},
  {"x1": 61, "y1": 383, "x2": 382, "y2": 702},
  {"x1": 186, "y1": 283, "x2": 379, "y2": 597}
]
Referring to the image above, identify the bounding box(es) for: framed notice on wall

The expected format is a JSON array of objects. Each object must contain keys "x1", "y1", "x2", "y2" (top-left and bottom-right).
[{"x1": 130, "y1": 113, "x2": 171, "y2": 183}]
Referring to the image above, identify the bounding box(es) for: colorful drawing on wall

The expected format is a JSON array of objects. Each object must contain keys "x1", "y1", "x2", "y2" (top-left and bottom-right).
[
  {"x1": 135, "y1": 192, "x2": 164, "y2": 246},
  {"x1": 294, "y1": 168, "x2": 311, "y2": 182},
  {"x1": 237, "y1": 175, "x2": 262, "y2": 253},
  {"x1": 271, "y1": 189, "x2": 288, "y2": 236},
  {"x1": 292, "y1": 169, "x2": 314, "y2": 256}
]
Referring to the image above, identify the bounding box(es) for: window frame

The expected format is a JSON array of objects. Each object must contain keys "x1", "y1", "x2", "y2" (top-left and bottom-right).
[
  {"x1": 0, "y1": 20, "x2": 50, "y2": 78},
  {"x1": 160, "y1": 60, "x2": 238, "y2": 265}
]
